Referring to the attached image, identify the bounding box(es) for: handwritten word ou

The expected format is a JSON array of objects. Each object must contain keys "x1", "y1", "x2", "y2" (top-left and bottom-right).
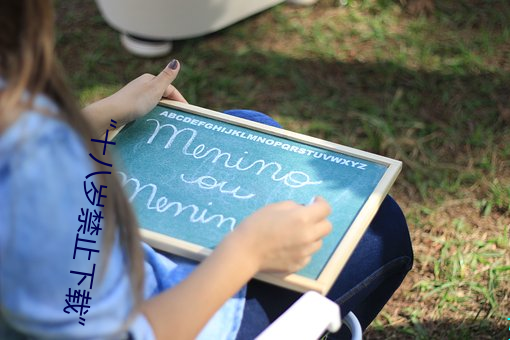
[
  {"x1": 145, "y1": 118, "x2": 323, "y2": 189},
  {"x1": 117, "y1": 171, "x2": 237, "y2": 231},
  {"x1": 180, "y1": 174, "x2": 255, "y2": 199}
]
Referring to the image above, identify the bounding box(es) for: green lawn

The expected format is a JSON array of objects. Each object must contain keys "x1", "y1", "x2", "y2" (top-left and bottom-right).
[{"x1": 56, "y1": 1, "x2": 510, "y2": 338}]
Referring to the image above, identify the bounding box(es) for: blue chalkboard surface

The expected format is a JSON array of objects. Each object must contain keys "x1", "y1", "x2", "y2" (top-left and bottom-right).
[{"x1": 112, "y1": 101, "x2": 401, "y2": 293}]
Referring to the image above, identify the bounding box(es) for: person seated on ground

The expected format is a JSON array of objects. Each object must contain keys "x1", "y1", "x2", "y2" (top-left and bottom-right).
[{"x1": 0, "y1": 2, "x2": 413, "y2": 339}]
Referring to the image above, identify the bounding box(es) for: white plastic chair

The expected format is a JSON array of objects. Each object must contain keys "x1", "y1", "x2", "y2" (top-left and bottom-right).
[
  {"x1": 256, "y1": 291, "x2": 362, "y2": 340},
  {"x1": 95, "y1": 0, "x2": 285, "y2": 57},
  {"x1": 95, "y1": 0, "x2": 320, "y2": 57}
]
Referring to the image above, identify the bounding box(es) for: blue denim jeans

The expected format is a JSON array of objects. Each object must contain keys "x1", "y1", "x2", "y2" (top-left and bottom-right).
[{"x1": 223, "y1": 110, "x2": 414, "y2": 340}]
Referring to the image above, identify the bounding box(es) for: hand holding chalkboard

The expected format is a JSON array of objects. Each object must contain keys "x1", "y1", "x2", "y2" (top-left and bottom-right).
[
  {"x1": 84, "y1": 59, "x2": 186, "y2": 136},
  {"x1": 233, "y1": 197, "x2": 332, "y2": 274}
]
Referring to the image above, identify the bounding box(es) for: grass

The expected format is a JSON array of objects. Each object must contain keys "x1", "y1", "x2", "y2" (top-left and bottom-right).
[{"x1": 55, "y1": 0, "x2": 510, "y2": 338}]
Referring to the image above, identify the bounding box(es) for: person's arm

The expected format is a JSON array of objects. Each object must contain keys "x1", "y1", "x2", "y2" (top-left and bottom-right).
[
  {"x1": 82, "y1": 59, "x2": 186, "y2": 137},
  {"x1": 80, "y1": 61, "x2": 333, "y2": 338},
  {"x1": 140, "y1": 198, "x2": 332, "y2": 340}
]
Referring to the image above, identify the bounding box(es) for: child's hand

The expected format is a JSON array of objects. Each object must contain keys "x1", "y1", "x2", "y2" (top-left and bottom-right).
[
  {"x1": 233, "y1": 197, "x2": 332, "y2": 274},
  {"x1": 110, "y1": 59, "x2": 187, "y2": 125},
  {"x1": 141, "y1": 197, "x2": 331, "y2": 339},
  {"x1": 82, "y1": 59, "x2": 187, "y2": 136}
]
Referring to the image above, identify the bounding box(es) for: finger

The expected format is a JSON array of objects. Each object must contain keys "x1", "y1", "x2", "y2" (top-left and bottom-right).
[
  {"x1": 163, "y1": 85, "x2": 188, "y2": 103},
  {"x1": 300, "y1": 219, "x2": 332, "y2": 244},
  {"x1": 312, "y1": 220, "x2": 332, "y2": 240},
  {"x1": 302, "y1": 196, "x2": 332, "y2": 222},
  {"x1": 265, "y1": 200, "x2": 300, "y2": 211},
  {"x1": 302, "y1": 239, "x2": 323, "y2": 256},
  {"x1": 283, "y1": 255, "x2": 312, "y2": 274},
  {"x1": 294, "y1": 256, "x2": 312, "y2": 272},
  {"x1": 152, "y1": 59, "x2": 180, "y2": 92}
]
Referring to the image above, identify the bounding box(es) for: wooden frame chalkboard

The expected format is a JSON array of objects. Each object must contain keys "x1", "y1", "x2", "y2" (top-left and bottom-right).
[{"x1": 110, "y1": 100, "x2": 402, "y2": 295}]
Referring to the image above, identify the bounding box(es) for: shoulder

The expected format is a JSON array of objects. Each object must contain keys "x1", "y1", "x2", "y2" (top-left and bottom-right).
[
  {"x1": 0, "y1": 94, "x2": 94, "y2": 248},
  {"x1": 0, "y1": 94, "x2": 93, "y2": 214},
  {"x1": 0, "y1": 92, "x2": 95, "y2": 193},
  {"x1": 0, "y1": 96, "x2": 88, "y2": 166}
]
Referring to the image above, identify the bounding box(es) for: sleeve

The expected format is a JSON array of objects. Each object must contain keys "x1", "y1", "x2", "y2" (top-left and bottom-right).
[
  {"x1": 0, "y1": 115, "x2": 154, "y2": 339},
  {"x1": 128, "y1": 314, "x2": 156, "y2": 340}
]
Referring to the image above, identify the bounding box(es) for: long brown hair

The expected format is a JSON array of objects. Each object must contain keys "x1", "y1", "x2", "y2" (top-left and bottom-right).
[{"x1": 0, "y1": 0, "x2": 144, "y2": 326}]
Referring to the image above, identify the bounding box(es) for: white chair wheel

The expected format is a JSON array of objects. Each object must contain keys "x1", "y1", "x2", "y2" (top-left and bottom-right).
[
  {"x1": 120, "y1": 34, "x2": 172, "y2": 58},
  {"x1": 286, "y1": 0, "x2": 319, "y2": 5}
]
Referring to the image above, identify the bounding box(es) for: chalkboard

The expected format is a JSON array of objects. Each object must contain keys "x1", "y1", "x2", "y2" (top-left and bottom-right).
[{"x1": 111, "y1": 100, "x2": 401, "y2": 294}]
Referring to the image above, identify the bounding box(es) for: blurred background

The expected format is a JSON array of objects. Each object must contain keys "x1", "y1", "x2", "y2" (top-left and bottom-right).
[{"x1": 55, "y1": 1, "x2": 509, "y2": 338}]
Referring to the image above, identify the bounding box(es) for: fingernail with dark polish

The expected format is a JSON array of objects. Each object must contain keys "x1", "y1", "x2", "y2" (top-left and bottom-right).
[{"x1": 167, "y1": 59, "x2": 178, "y2": 70}]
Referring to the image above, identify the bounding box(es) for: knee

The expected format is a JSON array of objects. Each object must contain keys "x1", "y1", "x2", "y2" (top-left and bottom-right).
[
  {"x1": 371, "y1": 195, "x2": 414, "y2": 267},
  {"x1": 378, "y1": 196, "x2": 407, "y2": 230},
  {"x1": 223, "y1": 109, "x2": 282, "y2": 128}
]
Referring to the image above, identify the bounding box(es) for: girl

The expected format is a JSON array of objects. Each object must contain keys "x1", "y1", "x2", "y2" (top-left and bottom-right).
[{"x1": 0, "y1": 2, "x2": 413, "y2": 339}]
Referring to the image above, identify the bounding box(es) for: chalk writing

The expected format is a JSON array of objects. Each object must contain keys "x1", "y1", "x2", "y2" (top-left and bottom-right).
[
  {"x1": 146, "y1": 118, "x2": 322, "y2": 189},
  {"x1": 118, "y1": 171, "x2": 237, "y2": 231},
  {"x1": 180, "y1": 174, "x2": 255, "y2": 199},
  {"x1": 159, "y1": 110, "x2": 369, "y2": 170}
]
